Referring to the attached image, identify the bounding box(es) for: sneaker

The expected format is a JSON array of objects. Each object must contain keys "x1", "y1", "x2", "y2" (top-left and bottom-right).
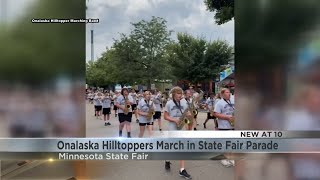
[
  {"x1": 136, "y1": 119, "x2": 139, "y2": 123},
  {"x1": 107, "y1": 122, "x2": 111, "y2": 125},
  {"x1": 115, "y1": 114, "x2": 117, "y2": 117},
  {"x1": 179, "y1": 169, "x2": 192, "y2": 179},
  {"x1": 193, "y1": 128, "x2": 197, "y2": 131},
  {"x1": 221, "y1": 160, "x2": 232, "y2": 167},
  {"x1": 203, "y1": 123, "x2": 206, "y2": 129},
  {"x1": 105, "y1": 122, "x2": 108, "y2": 126},
  {"x1": 165, "y1": 161, "x2": 171, "y2": 170}
]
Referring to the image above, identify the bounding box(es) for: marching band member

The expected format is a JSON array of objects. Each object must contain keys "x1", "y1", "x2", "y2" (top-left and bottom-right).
[
  {"x1": 152, "y1": 90, "x2": 163, "y2": 131},
  {"x1": 164, "y1": 87, "x2": 192, "y2": 179},
  {"x1": 115, "y1": 88, "x2": 135, "y2": 138},
  {"x1": 214, "y1": 93, "x2": 222, "y2": 130},
  {"x1": 88, "y1": 91, "x2": 94, "y2": 104},
  {"x1": 191, "y1": 88, "x2": 200, "y2": 130},
  {"x1": 183, "y1": 89, "x2": 195, "y2": 130},
  {"x1": 129, "y1": 89, "x2": 139, "y2": 123},
  {"x1": 213, "y1": 88, "x2": 235, "y2": 167},
  {"x1": 113, "y1": 91, "x2": 120, "y2": 117},
  {"x1": 203, "y1": 93, "x2": 216, "y2": 129},
  {"x1": 137, "y1": 91, "x2": 155, "y2": 137},
  {"x1": 102, "y1": 93, "x2": 112, "y2": 126},
  {"x1": 137, "y1": 91, "x2": 144, "y2": 121},
  {"x1": 94, "y1": 92, "x2": 103, "y2": 120}
]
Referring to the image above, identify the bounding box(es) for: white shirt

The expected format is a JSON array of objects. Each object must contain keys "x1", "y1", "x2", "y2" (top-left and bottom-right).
[
  {"x1": 102, "y1": 96, "x2": 112, "y2": 108},
  {"x1": 206, "y1": 97, "x2": 215, "y2": 112},
  {"x1": 137, "y1": 98, "x2": 156, "y2": 123},
  {"x1": 94, "y1": 96, "x2": 102, "y2": 106},
  {"x1": 165, "y1": 99, "x2": 188, "y2": 131},
  {"x1": 152, "y1": 94, "x2": 162, "y2": 112},
  {"x1": 116, "y1": 95, "x2": 134, "y2": 113},
  {"x1": 214, "y1": 98, "x2": 235, "y2": 129},
  {"x1": 129, "y1": 92, "x2": 137, "y2": 104}
]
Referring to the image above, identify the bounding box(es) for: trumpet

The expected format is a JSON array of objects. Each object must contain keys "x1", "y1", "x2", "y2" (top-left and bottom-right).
[
  {"x1": 123, "y1": 96, "x2": 131, "y2": 115},
  {"x1": 146, "y1": 100, "x2": 155, "y2": 120},
  {"x1": 177, "y1": 108, "x2": 193, "y2": 130}
]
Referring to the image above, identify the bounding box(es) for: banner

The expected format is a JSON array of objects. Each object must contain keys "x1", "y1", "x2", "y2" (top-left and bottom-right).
[
  {"x1": 0, "y1": 131, "x2": 319, "y2": 160},
  {"x1": 219, "y1": 66, "x2": 234, "y2": 82}
]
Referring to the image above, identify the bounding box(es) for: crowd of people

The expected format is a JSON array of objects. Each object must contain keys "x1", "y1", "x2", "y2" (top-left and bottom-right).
[{"x1": 86, "y1": 86, "x2": 235, "y2": 179}]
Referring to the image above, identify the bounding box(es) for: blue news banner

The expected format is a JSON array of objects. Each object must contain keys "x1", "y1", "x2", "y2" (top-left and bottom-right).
[{"x1": 0, "y1": 131, "x2": 319, "y2": 160}]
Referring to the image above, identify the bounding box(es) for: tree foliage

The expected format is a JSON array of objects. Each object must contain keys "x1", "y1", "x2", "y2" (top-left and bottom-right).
[
  {"x1": 86, "y1": 17, "x2": 173, "y2": 88},
  {"x1": 130, "y1": 16, "x2": 173, "y2": 88},
  {"x1": 168, "y1": 33, "x2": 233, "y2": 84},
  {"x1": 86, "y1": 17, "x2": 233, "y2": 88},
  {"x1": 204, "y1": 0, "x2": 234, "y2": 25}
]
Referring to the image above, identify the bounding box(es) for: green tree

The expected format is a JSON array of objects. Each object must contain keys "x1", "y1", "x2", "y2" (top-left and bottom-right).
[
  {"x1": 86, "y1": 59, "x2": 109, "y2": 87},
  {"x1": 168, "y1": 33, "x2": 232, "y2": 84},
  {"x1": 130, "y1": 16, "x2": 173, "y2": 89},
  {"x1": 204, "y1": 0, "x2": 234, "y2": 25}
]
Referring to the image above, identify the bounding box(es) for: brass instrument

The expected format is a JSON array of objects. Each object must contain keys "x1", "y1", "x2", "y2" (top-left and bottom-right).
[
  {"x1": 146, "y1": 100, "x2": 155, "y2": 120},
  {"x1": 230, "y1": 112, "x2": 235, "y2": 127},
  {"x1": 189, "y1": 97, "x2": 198, "y2": 116},
  {"x1": 177, "y1": 107, "x2": 192, "y2": 130},
  {"x1": 177, "y1": 106, "x2": 193, "y2": 130},
  {"x1": 123, "y1": 96, "x2": 131, "y2": 115}
]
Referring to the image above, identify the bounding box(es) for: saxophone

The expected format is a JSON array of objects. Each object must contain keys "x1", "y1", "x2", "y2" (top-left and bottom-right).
[
  {"x1": 146, "y1": 100, "x2": 155, "y2": 120},
  {"x1": 177, "y1": 107, "x2": 192, "y2": 130},
  {"x1": 190, "y1": 97, "x2": 198, "y2": 117},
  {"x1": 230, "y1": 113, "x2": 235, "y2": 127},
  {"x1": 123, "y1": 96, "x2": 131, "y2": 115}
]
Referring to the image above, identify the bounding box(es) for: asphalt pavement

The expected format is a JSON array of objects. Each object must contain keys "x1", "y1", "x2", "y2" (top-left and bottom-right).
[{"x1": 85, "y1": 102, "x2": 235, "y2": 180}]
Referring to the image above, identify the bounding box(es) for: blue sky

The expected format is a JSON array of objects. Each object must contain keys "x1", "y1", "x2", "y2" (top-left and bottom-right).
[{"x1": 86, "y1": 0, "x2": 234, "y2": 61}]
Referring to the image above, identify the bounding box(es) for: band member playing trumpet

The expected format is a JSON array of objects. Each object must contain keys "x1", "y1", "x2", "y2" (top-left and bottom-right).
[
  {"x1": 164, "y1": 87, "x2": 192, "y2": 179},
  {"x1": 214, "y1": 88, "x2": 235, "y2": 167},
  {"x1": 137, "y1": 91, "x2": 155, "y2": 137},
  {"x1": 115, "y1": 88, "x2": 135, "y2": 138},
  {"x1": 203, "y1": 93, "x2": 216, "y2": 129},
  {"x1": 152, "y1": 90, "x2": 163, "y2": 131},
  {"x1": 102, "y1": 93, "x2": 112, "y2": 126}
]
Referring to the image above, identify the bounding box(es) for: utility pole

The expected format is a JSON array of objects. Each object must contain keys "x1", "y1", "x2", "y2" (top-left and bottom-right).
[
  {"x1": 91, "y1": 29, "x2": 94, "y2": 61},
  {"x1": 87, "y1": 0, "x2": 94, "y2": 61}
]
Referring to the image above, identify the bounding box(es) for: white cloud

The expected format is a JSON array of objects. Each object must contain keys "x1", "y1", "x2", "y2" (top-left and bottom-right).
[
  {"x1": 125, "y1": 0, "x2": 152, "y2": 16},
  {"x1": 86, "y1": 0, "x2": 234, "y2": 61}
]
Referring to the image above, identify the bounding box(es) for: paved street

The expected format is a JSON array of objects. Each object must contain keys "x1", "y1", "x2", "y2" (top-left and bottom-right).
[
  {"x1": 86, "y1": 102, "x2": 235, "y2": 180},
  {"x1": 86, "y1": 103, "x2": 218, "y2": 138}
]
